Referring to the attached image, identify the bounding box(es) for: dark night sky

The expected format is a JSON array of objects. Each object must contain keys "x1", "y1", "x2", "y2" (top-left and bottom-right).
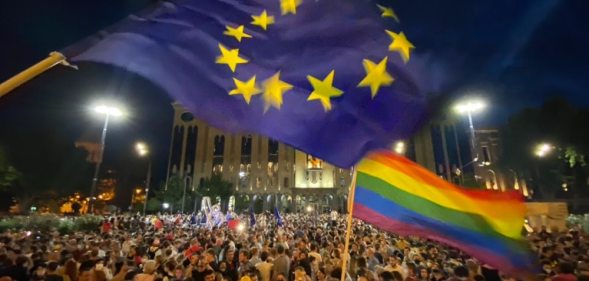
[{"x1": 0, "y1": 0, "x2": 588, "y2": 204}]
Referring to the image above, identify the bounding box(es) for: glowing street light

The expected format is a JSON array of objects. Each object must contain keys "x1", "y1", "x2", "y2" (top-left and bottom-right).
[
  {"x1": 88, "y1": 102, "x2": 126, "y2": 213},
  {"x1": 306, "y1": 205, "x2": 314, "y2": 213},
  {"x1": 162, "y1": 202, "x2": 170, "y2": 210},
  {"x1": 136, "y1": 142, "x2": 149, "y2": 156},
  {"x1": 453, "y1": 100, "x2": 486, "y2": 115},
  {"x1": 394, "y1": 141, "x2": 406, "y2": 155},
  {"x1": 454, "y1": 98, "x2": 486, "y2": 161},
  {"x1": 94, "y1": 105, "x2": 124, "y2": 116},
  {"x1": 135, "y1": 141, "x2": 152, "y2": 216},
  {"x1": 534, "y1": 143, "x2": 553, "y2": 158}
]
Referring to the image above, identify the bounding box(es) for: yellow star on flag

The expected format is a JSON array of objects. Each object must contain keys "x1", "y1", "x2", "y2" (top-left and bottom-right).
[
  {"x1": 357, "y1": 57, "x2": 394, "y2": 98},
  {"x1": 251, "y1": 10, "x2": 275, "y2": 30},
  {"x1": 215, "y1": 44, "x2": 248, "y2": 72},
  {"x1": 306, "y1": 70, "x2": 343, "y2": 111},
  {"x1": 280, "y1": 0, "x2": 302, "y2": 15},
  {"x1": 223, "y1": 25, "x2": 252, "y2": 42},
  {"x1": 262, "y1": 72, "x2": 293, "y2": 111},
  {"x1": 377, "y1": 5, "x2": 400, "y2": 22},
  {"x1": 386, "y1": 30, "x2": 415, "y2": 63},
  {"x1": 229, "y1": 75, "x2": 261, "y2": 104}
]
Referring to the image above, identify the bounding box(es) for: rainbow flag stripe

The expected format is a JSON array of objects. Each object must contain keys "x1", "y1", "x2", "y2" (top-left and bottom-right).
[{"x1": 353, "y1": 150, "x2": 536, "y2": 276}]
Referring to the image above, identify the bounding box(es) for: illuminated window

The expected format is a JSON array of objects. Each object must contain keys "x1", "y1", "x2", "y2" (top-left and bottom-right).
[{"x1": 306, "y1": 154, "x2": 323, "y2": 169}]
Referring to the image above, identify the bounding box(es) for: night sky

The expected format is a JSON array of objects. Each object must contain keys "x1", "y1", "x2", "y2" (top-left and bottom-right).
[{"x1": 0, "y1": 0, "x2": 588, "y2": 204}]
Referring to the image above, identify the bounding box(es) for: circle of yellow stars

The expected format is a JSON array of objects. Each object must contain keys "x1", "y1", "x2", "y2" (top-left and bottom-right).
[{"x1": 214, "y1": 0, "x2": 415, "y2": 112}]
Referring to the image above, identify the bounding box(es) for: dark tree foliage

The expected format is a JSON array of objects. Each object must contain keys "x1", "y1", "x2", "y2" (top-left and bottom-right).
[
  {"x1": 499, "y1": 97, "x2": 589, "y2": 201},
  {"x1": 200, "y1": 173, "x2": 233, "y2": 212}
]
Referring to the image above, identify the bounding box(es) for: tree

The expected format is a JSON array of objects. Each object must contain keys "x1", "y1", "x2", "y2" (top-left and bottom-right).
[
  {"x1": 146, "y1": 197, "x2": 162, "y2": 213},
  {"x1": 0, "y1": 146, "x2": 20, "y2": 191},
  {"x1": 155, "y1": 175, "x2": 193, "y2": 212},
  {"x1": 200, "y1": 173, "x2": 233, "y2": 212},
  {"x1": 0, "y1": 128, "x2": 92, "y2": 212},
  {"x1": 234, "y1": 194, "x2": 251, "y2": 213},
  {"x1": 499, "y1": 97, "x2": 589, "y2": 201}
]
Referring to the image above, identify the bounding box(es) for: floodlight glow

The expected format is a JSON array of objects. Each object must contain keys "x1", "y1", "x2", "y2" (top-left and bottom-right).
[
  {"x1": 394, "y1": 141, "x2": 406, "y2": 154},
  {"x1": 453, "y1": 100, "x2": 486, "y2": 114},
  {"x1": 534, "y1": 143, "x2": 553, "y2": 158},
  {"x1": 162, "y1": 202, "x2": 170, "y2": 209},
  {"x1": 93, "y1": 104, "x2": 124, "y2": 116},
  {"x1": 135, "y1": 142, "x2": 149, "y2": 156},
  {"x1": 236, "y1": 223, "x2": 245, "y2": 232}
]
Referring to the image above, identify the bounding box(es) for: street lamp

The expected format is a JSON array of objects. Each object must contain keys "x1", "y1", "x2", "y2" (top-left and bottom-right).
[
  {"x1": 89, "y1": 102, "x2": 125, "y2": 213},
  {"x1": 162, "y1": 202, "x2": 170, "y2": 210},
  {"x1": 534, "y1": 143, "x2": 553, "y2": 158},
  {"x1": 135, "y1": 141, "x2": 151, "y2": 216},
  {"x1": 394, "y1": 141, "x2": 406, "y2": 155},
  {"x1": 453, "y1": 99, "x2": 486, "y2": 161}
]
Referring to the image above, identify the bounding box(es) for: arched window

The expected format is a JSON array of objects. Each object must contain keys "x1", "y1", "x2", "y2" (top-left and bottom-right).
[{"x1": 214, "y1": 135, "x2": 225, "y2": 156}]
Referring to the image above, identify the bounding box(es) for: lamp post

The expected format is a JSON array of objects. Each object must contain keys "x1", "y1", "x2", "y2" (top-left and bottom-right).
[
  {"x1": 89, "y1": 103, "x2": 124, "y2": 213},
  {"x1": 453, "y1": 99, "x2": 486, "y2": 161},
  {"x1": 135, "y1": 142, "x2": 151, "y2": 216},
  {"x1": 532, "y1": 142, "x2": 556, "y2": 200}
]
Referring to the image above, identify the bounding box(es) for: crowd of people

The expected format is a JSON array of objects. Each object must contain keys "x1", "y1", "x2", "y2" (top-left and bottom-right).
[{"x1": 0, "y1": 211, "x2": 587, "y2": 281}]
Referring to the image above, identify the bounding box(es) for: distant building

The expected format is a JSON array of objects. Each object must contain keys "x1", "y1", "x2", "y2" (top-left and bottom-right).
[
  {"x1": 473, "y1": 129, "x2": 529, "y2": 196},
  {"x1": 166, "y1": 103, "x2": 479, "y2": 212},
  {"x1": 96, "y1": 169, "x2": 117, "y2": 202}
]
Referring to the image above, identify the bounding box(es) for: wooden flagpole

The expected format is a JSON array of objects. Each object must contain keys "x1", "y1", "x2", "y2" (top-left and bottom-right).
[
  {"x1": 0, "y1": 51, "x2": 72, "y2": 98},
  {"x1": 340, "y1": 168, "x2": 358, "y2": 281}
]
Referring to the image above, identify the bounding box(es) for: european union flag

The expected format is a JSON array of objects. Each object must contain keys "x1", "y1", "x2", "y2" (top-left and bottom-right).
[
  {"x1": 64, "y1": 0, "x2": 429, "y2": 167},
  {"x1": 274, "y1": 207, "x2": 283, "y2": 227},
  {"x1": 249, "y1": 206, "x2": 256, "y2": 226}
]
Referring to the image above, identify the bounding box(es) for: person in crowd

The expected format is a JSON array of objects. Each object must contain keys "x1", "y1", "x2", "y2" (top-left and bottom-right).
[
  {"x1": 256, "y1": 252, "x2": 273, "y2": 281},
  {"x1": 272, "y1": 245, "x2": 290, "y2": 281}
]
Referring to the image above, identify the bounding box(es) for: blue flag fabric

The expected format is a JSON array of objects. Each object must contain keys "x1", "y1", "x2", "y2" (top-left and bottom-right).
[
  {"x1": 274, "y1": 207, "x2": 283, "y2": 227},
  {"x1": 65, "y1": 0, "x2": 429, "y2": 167},
  {"x1": 249, "y1": 206, "x2": 256, "y2": 226}
]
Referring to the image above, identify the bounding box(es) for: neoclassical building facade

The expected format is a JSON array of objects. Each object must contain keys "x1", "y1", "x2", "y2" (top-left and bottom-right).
[{"x1": 166, "y1": 103, "x2": 475, "y2": 212}]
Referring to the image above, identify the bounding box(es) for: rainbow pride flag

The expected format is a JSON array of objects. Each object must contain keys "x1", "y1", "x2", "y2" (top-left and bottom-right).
[{"x1": 353, "y1": 150, "x2": 536, "y2": 276}]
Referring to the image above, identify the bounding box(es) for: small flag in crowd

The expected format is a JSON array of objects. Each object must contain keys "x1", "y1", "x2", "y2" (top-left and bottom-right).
[
  {"x1": 274, "y1": 207, "x2": 283, "y2": 227},
  {"x1": 249, "y1": 206, "x2": 256, "y2": 226}
]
